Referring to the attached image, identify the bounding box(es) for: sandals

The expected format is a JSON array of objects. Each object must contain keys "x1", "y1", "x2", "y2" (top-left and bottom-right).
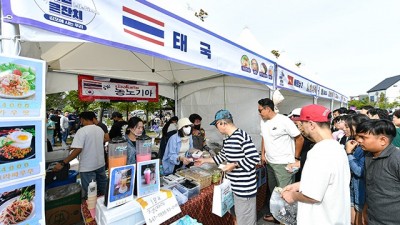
[
  {"x1": 263, "y1": 214, "x2": 280, "y2": 224},
  {"x1": 263, "y1": 214, "x2": 275, "y2": 222}
]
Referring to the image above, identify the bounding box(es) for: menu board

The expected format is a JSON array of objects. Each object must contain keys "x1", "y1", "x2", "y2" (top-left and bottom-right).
[
  {"x1": 0, "y1": 176, "x2": 45, "y2": 225},
  {"x1": 105, "y1": 164, "x2": 136, "y2": 209},
  {"x1": 0, "y1": 55, "x2": 45, "y2": 118},
  {"x1": 0, "y1": 120, "x2": 44, "y2": 182},
  {"x1": 136, "y1": 159, "x2": 160, "y2": 198}
]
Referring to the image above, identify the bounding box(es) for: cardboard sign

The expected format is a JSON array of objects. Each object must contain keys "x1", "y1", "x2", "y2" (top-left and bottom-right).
[{"x1": 136, "y1": 190, "x2": 181, "y2": 225}]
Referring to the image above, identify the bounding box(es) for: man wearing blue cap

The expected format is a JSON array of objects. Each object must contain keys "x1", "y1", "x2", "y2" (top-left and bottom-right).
[{"x1": 195, "y1": 109, "x2": 260, "y2": 225}]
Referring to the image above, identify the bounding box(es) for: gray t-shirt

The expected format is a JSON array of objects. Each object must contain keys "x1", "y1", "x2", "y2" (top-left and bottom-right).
[
  {"x1": 71, "y1": 124, "x2": 105, "y2": 172},
  {"x1": 365, "y1": 144, "x2": 400, "y2": 224}
]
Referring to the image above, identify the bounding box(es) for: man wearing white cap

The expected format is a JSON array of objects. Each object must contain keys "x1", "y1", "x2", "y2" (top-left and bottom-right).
[{"x1": 282, "y1": 104, "x2": 350, "y2": 225}]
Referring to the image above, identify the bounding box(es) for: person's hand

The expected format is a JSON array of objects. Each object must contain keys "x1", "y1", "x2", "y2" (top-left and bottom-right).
[
  {"x1": 182, "y1": 157, "x2": 193, "y2": 165},
  {"x1": 261, "y1": 155, "x2": 267, "y2": 165},
  {"x1": 286, "y1": 161, "x2": 300, "y2": 173},
  {"x1": 221, "y1": 163, "x2": 236, "y2": 172},
  {"x1": 194, "y1": 158, "x2": 205, "y2": 166},
  {"x1": 281, "y1": 190, "x2": 297, "y2": 204},
  {"x1": 282, "y1": 182, "x2": 300, "y2": 193},
  {"x1": 345, "y1": 140, "x2": 358, "y2": 154},
  {"x1": 52, "y1": 162, "x2": 64, "y2": 172}
]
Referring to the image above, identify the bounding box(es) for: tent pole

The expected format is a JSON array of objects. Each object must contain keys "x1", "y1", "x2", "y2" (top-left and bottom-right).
[
  {"x1": 0, "y1": 10, "x2": 19, "y2": 55},
  {"x1": 174, "y1": 82, "x2": 178, "y2": 116},
  {"x1": 313, "y1": 96, "x2": 318, "y2": 104},
  {"x1": 223, "y1": 76, "x2": 226, "y2": 109}
]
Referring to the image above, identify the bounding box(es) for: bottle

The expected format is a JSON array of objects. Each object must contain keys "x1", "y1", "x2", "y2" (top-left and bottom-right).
[
  {"x1": 160, "y1": 165, "x2": 164, "y2": 177},
  {"x1": 88, "y1": 179, "x2": 97, "y2": 197}
]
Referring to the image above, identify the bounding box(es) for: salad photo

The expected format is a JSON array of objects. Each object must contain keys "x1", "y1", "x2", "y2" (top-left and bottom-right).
[
  {"x1": 0, "y1": 126, "x2": 35, "y2": 163},
  {"x1": 0, "y1": 63, "x2": 36, "y2": 99},
  {"x1": 0, "y1": 186, "x2": 35, "y2": 225}
]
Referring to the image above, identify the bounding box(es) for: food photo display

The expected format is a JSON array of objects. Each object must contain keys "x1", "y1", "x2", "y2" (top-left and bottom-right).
[
  {"x1": 136, "y1": 159, "x2": 160, "y2": 198},
  {"x1": 105, "y1": 164, "x2": 136, "y2": 209},
  {"x1": 0, "y1": 55, "x2": 45, "y2": 118},
  {"x1": 0, "y1": 120, "x2": 44, "y2": 182},
  {"x1": 0, "y1": 176, "x2": 44, "y2": 225}
]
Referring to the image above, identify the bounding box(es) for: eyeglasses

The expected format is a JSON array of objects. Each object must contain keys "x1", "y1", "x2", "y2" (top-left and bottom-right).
[{"x1": 258, "y1": 108, "x2": 265, "y2": 113}]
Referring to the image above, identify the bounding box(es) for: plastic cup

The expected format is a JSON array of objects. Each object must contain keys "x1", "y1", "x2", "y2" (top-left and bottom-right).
[{"x1": 86, "y1": 195, "x2": 97, "y2": 210}]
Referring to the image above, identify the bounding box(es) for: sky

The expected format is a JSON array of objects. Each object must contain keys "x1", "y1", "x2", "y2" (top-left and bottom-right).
[{"x1": 150, "y1": 0, "x2": 400, "y2": 97}]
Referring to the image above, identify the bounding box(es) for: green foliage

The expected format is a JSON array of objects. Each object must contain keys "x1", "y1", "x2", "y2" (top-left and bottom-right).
[
  {"x1": 46, "y1": 92, "x2": 66, "y2": 110},
  {"x1": 46, "y1": 92, "x2": 175, "y2": 122}
]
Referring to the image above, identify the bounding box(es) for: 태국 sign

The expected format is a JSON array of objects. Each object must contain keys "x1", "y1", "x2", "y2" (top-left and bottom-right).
[{"x1": 78, "y1": 75, "x2": 158, "y2": 102}]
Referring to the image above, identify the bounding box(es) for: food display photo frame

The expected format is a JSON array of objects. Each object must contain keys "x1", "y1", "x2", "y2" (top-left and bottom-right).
[
  {"x1": 0, "y1": 176, "x2": 44, "y2": 225},
  {"x1": 0, "y1": 120, "x2": 44, "y2": 182},
  {"x1": 136, "y1": 159, "x2": 160, "y2": 198},
  {"x1": 0, "y1": 54, "x2": 46, "y2": 118},
  {"x1": 105, "y1": 164, "x2": 136, "y2": 209}
]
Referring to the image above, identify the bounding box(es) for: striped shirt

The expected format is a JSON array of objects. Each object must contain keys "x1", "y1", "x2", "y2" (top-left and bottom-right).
[{"x1": 213, "y1": 128, "x2": 260, "y2": 197}]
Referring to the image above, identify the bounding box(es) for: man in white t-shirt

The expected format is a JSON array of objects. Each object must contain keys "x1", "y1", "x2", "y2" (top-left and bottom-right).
[
  {"x1": 281, "y1": 104, "x2": 351, "y2": 225},
  {"x1": 258, "y1": 98, "x2": 304, "y2": 222},
  {"x1": 53, "y1": 111, "x2": 108, "y2": 199}
]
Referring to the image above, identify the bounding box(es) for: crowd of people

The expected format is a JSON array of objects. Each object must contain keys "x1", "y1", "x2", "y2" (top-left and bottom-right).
[{"x1": 48, "y1": 100, "x2": 400, "y2": 225}]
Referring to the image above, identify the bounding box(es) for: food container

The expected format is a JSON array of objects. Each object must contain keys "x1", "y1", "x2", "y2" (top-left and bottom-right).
[
  {"x1": 179, "y1": 179, "x2": 200, "y2": 199},
  {"x1": 176, "y1": 167, "x2": 212, "y2": 189},
  {"x1": 164, "y1": 183, "x2": 189, "y2": 205},
  {"x1": 162, "y1": 173, "x2": 185, "y2": 185}
]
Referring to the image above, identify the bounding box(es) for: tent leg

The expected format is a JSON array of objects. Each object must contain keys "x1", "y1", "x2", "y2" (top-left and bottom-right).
[{"x1": 174, "y1": 83, "x2": 178, "y2": 116}]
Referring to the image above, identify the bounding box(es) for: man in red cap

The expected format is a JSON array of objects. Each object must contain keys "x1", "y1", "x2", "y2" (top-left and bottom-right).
[{"x1": 281, "y1": 104, "x2": 351, "y2": 225}]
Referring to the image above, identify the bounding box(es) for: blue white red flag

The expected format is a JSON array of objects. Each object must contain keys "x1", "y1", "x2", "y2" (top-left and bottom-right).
[{"x1": 122, "y1": 6, "x2": 165, "y2": 46}]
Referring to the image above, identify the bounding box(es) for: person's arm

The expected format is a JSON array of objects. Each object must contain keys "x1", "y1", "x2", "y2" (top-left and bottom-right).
[
  {"x1": 282, "y1": 190, "x2": 319, "y2": 204},
  {"x1": 261, "y1": 137, "x2": 266, "y2": 165},
  {"x1": 362, "y1": 204, "x2": 368, "y2": 225},
  {"x1": 104, "y1": 133, "x2": 110, "y2": 142},
  {"x1": 52, "y1": 148, "x2": 82, "y2": 172},
  {"x1": 294, "y1": 135, "x2": 304, "y2": 160}
]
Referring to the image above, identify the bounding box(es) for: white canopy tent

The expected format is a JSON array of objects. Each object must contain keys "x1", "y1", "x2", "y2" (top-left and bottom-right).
[{"x1": 1, "y1": 0, "x2": 347, "y2": 148}]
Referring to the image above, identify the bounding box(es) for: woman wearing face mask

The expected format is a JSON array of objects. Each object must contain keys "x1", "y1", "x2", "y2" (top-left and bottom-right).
[
  {"x1": 162, "y1": 118, "x2": 194, "y2": 175},
  {"x1": 158, "y1": 116, "x2": 179, "y2": 161},
  {"x1": 125, "y1": 117, "x2": 145, "y2": 165}
]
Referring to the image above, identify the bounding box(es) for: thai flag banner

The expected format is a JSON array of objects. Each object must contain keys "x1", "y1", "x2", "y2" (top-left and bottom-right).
[{"x1": 2, "y1": 0, "x2": 276, "y2": 86}]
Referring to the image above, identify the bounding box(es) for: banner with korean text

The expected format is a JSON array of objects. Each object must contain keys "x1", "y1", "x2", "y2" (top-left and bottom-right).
[
  {"x1": 78, "y1": 75, "x2": 159, "y2": 102},
  {"x1": 276, "y1": 66, "x2": 319, "y2": 97},
  {"x1": 2, "y1": 0, "x2": 275, "y2": 86}
]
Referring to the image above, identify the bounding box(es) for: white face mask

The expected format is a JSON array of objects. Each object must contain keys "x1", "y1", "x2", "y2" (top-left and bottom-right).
[
  {"x1": 183, "y1": 126, "x2": 191, "y2": 135},
  {"x1": 134, "y1": 130, "x2": 143, "y2": 137}
]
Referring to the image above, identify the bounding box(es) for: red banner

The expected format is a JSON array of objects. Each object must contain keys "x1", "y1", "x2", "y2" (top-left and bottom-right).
[{"x1": 78, "y1": 75, "x2": 159, "y2": 102}]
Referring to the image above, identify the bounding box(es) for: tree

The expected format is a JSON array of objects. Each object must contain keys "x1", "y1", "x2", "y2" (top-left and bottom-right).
[
  {"x1": 46, "y1": 92, "x2": 66, "y2": 110},
  {"x1": 377, "y1": 93, "x2": 388, "y2": 109},
  {"x1": 63, "y1": 90, "x2": 93, "y2": 112}
]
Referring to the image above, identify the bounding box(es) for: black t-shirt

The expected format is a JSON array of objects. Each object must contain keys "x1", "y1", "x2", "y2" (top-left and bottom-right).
[
  {"x1": 96, "y1": 122, "x2": 108, "y2": 134},
  {"x1": 108, "y1": 120, "x2": 128, "y2": 140}
]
